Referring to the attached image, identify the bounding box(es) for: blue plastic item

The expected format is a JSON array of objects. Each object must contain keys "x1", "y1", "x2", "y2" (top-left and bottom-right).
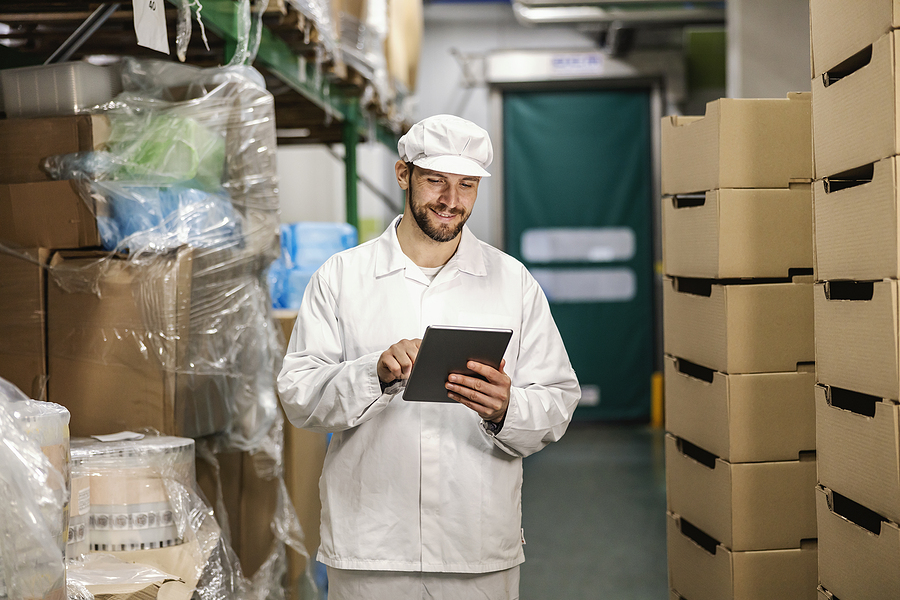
[{"x1": 269, "y1": 221, "x2": 357, "y2": 308}]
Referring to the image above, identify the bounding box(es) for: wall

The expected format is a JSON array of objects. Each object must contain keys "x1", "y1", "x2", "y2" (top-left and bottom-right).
[{"x1": 726, "y1": 0, "x2": 812, "y2": 99}]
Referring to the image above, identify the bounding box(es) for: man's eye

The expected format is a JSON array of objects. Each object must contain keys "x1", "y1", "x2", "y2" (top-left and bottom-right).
[{"x1": 428, "y1": 178, "x2": 442, "y2": 184}]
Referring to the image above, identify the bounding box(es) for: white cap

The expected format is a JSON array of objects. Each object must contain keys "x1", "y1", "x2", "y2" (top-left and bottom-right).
[{"x1": 398, "y1": 114, "x2": 493, "y2": 177}]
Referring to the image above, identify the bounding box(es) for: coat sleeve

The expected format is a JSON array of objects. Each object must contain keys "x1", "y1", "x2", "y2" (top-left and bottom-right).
[
  {"x1": 486, "y1": 270, "x2": 581, "y2": 458},
  {"x1": 277, "y1": 270, "x2": 394, "y2": 433}
]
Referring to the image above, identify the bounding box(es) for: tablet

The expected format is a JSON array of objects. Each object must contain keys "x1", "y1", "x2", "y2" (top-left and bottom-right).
[{"x1": 403, "y1": 325, "x2": 513, "y2": 403}]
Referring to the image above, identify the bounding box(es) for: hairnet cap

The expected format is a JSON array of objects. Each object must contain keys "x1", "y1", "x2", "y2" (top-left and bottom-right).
[{"x1": 398, "y1": 114, "x2": 493, "y2": 178}]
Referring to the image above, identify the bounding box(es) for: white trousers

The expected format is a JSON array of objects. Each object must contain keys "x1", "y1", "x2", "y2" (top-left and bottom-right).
[{"x1": 326, "y1": 566, "x2": 521, "y2": 600}]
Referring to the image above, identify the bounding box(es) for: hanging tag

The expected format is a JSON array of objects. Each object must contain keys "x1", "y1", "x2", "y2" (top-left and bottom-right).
[{"x1": 133, "y1": 0, "x2": 170, "y2": 54}]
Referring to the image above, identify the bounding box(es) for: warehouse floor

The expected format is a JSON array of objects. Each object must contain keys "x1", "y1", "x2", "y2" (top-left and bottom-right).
[{"x1": 520, "y1": 422, "x2": 668, "y2": 599}]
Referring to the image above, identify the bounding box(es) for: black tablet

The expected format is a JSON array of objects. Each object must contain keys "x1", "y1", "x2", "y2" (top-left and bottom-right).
[{"x1": 403, "y1": 325, "x2": 514, "y2": 402}]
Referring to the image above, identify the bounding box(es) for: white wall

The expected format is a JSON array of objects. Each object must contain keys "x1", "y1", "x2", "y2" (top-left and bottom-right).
[{"x1": 727, "y1": 0, "x2": 812, "y2": 98}]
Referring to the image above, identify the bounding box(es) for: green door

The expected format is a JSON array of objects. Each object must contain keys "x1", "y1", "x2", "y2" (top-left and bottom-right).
[{"x1": 503, "y1": 88, "x2": 654, "y2": 420}]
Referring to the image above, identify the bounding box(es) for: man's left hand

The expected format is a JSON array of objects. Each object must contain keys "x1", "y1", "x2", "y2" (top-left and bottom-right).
[{"x1": 445, "y1": 359, "x2": 511, "y2": 423}]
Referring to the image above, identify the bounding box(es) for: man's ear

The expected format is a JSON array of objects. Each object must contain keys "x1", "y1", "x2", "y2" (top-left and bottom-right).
[{"x1": 395, "y1": 160, "x2": 410, "y2": 190}]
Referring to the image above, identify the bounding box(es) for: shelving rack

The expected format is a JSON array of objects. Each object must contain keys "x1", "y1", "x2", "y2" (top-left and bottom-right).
[{"x1": 0, "y1": 0, "x2": 404, "y2": 229}]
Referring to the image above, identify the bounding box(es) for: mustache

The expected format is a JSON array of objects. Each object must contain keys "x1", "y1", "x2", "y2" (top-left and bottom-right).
[{"x1": 428, "y1": 204, "x2": 465, "y2": 216}]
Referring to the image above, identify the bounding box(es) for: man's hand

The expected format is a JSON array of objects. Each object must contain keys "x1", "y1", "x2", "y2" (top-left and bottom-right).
[
  {"x1": 445, "y1": 359, "x2": 511, "y2": 423},
  {"x1": 377, "y1": 338, "x2": 421, "y2": 384}
]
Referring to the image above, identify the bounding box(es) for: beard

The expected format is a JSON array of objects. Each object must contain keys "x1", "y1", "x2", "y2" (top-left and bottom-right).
[{"x1": 409, "y1": 184, "x2": 470, "y2": 243}]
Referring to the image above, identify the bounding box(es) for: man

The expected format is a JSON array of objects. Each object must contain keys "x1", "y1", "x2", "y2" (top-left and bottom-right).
[{"x1": 277, "y1": 114, "x2": 580, "y2": 599}]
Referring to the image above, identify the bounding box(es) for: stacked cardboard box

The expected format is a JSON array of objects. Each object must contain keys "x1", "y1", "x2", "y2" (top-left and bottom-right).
[
  {"x1": 661, "y1": 94, "x2": 818, "y2": 600},
  {"x1": 811, "y1": 2, "x2": 900, "y2": 598},
  {"x1": 0, "y1": 60, "x2": 309, "y2": 600}
]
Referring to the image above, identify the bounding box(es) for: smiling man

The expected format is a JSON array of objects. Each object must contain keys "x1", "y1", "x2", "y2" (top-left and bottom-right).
[{"x1": 277, "y1": 114, "x2": 580, "y2": 600}]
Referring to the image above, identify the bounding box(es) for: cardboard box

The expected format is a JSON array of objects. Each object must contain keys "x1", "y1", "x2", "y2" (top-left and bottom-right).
[
  {"x1": 660, "y1": 93, "x2": 812, "y2": 195},
  {"x1": 0, "y1": 248, "x2": 48, "y2": 399},
  {"x1": 810, "y1": 0, "x2": 900, "y2": 78},
  {"x1": 815, "y1": 279, "x2": 900, "y2": 400},
  {"x1": 0, "y1": 114, "x2": 109, "y2": 184},
  {"x1": 817, "y1": 587, "x2": 832, "y2": 600},
  {"x1": 46, "y1": 249, "x2": 230, "y2": 438},
  {"x1": 386, "y1": 0, "x2": 422, "y2": 93},
  {"x1": 665, "y1": 434, "x2": 817, "y2": 551},
  {"x1": 812, "y1": 30, "x2": 900, "y2": 179},
  {"x1": 667, "y1": 512, "x2": 818, "y2": 600},
  {"x1": 663, "y1": 277, "x2": 814, "y2": 374},
  {"x1": 195, "y1": 447, "x2": 280, "y2": 579},
  {"x1": 816, "y1": 485, "x2": 900, "y2": 599},
  {"x1": 662, "y1": 186, "x2": 813, "y2": 279},
  {"x1": 664, "y1": 355, "x2": 815, "y2": 463},
  {"x1": 816, "y1": 384, "x2": 900, "y2": 524},
  {"x1": 814, "y1": 156, "x2": 900, "y2": 281},
  {"x1": 277, "y1": 310, "x2": 328, "y2": 591},
  {"x1": 0, "y1": 180, "x2": 101, "y2": 249}
]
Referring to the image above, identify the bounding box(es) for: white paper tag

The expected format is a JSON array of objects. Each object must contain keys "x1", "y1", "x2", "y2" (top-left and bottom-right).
[
  {"x1": 78, "y1": 486, "x2": 91, "y2": 516},
  {"x1": 133, "y1": 0, "x2": 170, "y2": 54},
  {"x1": 91, "y1": 431, "x2": 146, "y2": 442}
]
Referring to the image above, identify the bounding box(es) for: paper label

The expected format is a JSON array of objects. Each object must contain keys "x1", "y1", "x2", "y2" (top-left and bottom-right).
[
  {"x1": 78, "y1": 486, "x2": 91, "y2": 516},
  {"x1": 133, "y1": 0, "x2": 169, "y2": 54},
  {"x1": 91, "y1": 431, "x2": 145, "y2": 442}
]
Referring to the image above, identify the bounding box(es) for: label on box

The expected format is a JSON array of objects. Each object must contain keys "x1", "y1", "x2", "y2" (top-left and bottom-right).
[
  {"x1": 133, "y1": 0, "x2": 169, "y2": 55},
  {"x1": 78, "y1": 486, "x2": 91, "y2": 516}
]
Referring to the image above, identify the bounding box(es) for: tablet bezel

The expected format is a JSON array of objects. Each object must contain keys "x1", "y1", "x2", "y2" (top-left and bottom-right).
[{"x1": 402, "y1": 325, "x2": 513, "y2": 403}]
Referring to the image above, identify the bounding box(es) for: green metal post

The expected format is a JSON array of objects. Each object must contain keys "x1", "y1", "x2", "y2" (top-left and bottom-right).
[{"x1": 343, "y1": 102, "x2": 360, "y2": 232}]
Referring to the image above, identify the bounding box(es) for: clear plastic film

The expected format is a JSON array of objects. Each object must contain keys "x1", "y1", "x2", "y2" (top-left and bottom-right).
[
  {"x1": 196, "y1": 413, "x2": 315, "y2": 600},
  {"x1": 69, "y1": 433, "x2": 247, "y2": 600},
  {"x1": 41, "y1": 57, "x2": 281, "y2": 450},
  {"x1": 287, "y1": 0, "x2": 340, "y2": 65},
  {"x1": 0, "y1": 377, "x2": 69, "y2": 600},
  {"x1": 338, "y1": 0, "x2": 392, "y2": 114},
  {"x1": 66, "y1": 552, "x2": 182, "y2": 600}
]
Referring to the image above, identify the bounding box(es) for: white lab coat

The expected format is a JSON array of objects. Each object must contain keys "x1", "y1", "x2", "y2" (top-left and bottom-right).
[{"x1": 277, "y1": 216, "x2": 580, "y2": 573}]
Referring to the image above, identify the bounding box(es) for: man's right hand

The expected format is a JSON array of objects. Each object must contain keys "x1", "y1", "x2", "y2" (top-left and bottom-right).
[{"x1": 377, "y1": 338, "x2": 422, "y2": 384}]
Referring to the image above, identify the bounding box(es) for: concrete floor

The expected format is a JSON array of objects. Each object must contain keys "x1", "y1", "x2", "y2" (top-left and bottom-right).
[{"x1": 520, "y1": 423, "x2": 668, "y2": 600}]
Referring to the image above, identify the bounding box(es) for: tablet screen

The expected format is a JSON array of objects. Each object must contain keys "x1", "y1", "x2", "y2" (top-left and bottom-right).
[{"x1": 403, "y1": 325, "x2": 513, "y2": 402}]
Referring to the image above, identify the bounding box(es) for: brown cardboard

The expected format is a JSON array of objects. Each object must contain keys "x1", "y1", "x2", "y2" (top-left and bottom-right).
[
  {"x1": 660, "y1": 94, "x2": 812, "y2": 195},
  {"x1": 195, "y1": 447, "x2": 280, "y2": 579},
  {"x1": 663, "y1": 277, "x2": 814, "y2": 374},
  {"x1": 0, "y1": 248, "x2": 48, "y2": 399},
  {"x1": 0, "y1": 180, "x2": 100, "y2": 249},
  {"x1": 664, "y1": 356, "x2": 815, "y2": 463},
  {"x1": 814, "y1": 156, "x2": 900, "y2": 281},
  {"x1": 667, "y1": 512, "x2": 818, "y2": 600},
  {"x1": 386, "y1": 0, "x2": 422, "y2": 93},
  {"x1": 816, "y1": 384, "x2": 900, "y2": 524},
  {"x1": 275, "y1": 311, "x2": 327, "y2": 590},
  {"x1": 0, "y1": 114, "x2": 110, "y2": 184},
  {"x1": 817, "y1": 587, "x2": 832, "y2": 600},
  {"x1": 665, "y1": 434, "x2": 817, "y2": 551},
  {"x1": 814, "y1": 279, "x2": 900, "y2": 400},
  {"x1": 812, "y1": 30, "x2": 900, "y2": 179},
  {"x1": 46, "y1": 249, "x2": 228, "y2": 438},
  {"x1": 810, "y1": 0, "x2": 900, "y2": 77},
  {"x1": 662, "y1": 186, "x2": 813, "y2": 279},
  {"x1": 816, "y1": 485, "x2": 900, "y2": 599}
]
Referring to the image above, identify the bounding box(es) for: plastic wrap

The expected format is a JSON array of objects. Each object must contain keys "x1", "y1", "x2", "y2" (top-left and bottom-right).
[
  {"x1": 69, "y1": 433, "x2": 246, "y2": 600},
  {"x1": 42, "y1": 58, "x2": 282, "y2": 450},
  {"x1": 0, "y1": 377, "x2": 69, "y2": 600},
  {"x1": 197, "y1": 414, "x2": 314, "y2": 600},
  {"x1": 268, "y1": 222, "x2": 357, "y2": 309},
  {"x1": 67, "y1": 552, "x2": 182, "y2": 600},
  {"x1": 287, "y1": 0, "x2": 339, "y2": 65},
  {"x1": 338, "y1": 0, "x2": 392, "y2": 112}
]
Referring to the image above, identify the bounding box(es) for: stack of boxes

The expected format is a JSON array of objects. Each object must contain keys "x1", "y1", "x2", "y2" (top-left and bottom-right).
[
  {"x1": 0, "y1": 60, "x2": 324, "y2": 600},
  {"x1": 811, "y1": 2, "x2": 900, "y2": 598},
  {"x1": 660, "y1": 94, "x2": 819, "y2": 600}
]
